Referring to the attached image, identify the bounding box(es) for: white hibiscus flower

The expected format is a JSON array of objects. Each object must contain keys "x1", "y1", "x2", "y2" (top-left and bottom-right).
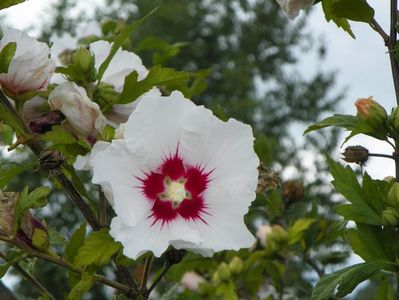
[
  {"x1": 275, "y1": 0, "x2": 314, "y2": 20},
  {"x1": 91, "y1": 90, "x2": 259, "y2": 259},
  {"x1": 90, "y1": 40, "x2": 150, "y2": 126},
  {"x1": 0, "y1": 26, "x2": 55, "y2": 98}
]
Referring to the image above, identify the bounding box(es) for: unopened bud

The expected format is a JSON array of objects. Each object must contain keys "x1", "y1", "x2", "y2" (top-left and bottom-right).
[
  {"x1": 216, "y1": 262, "x2": 231, "y2": 281},
  {"x1": 228, "y1": 256, "x2": 244, "y2": 274},
  {"x1": 72, "y1": 47, "x2": 94, "y2": 73},
  {"x1": 257, "y1": 164, "x2": 280, "y2": 194},
  {"x1": 270, "y1": 225, "x2": 289, "y2": 243},
  {"x1": 38, "y1": 150, "x2": 64, "y2": 171},
  {"x1": 355, "y1": 97, "x2": 387, "y2": 121},
  {"x1": 384, "y1": 176, "x2": 396, "y2": 183},
  {"x1": 282, "y1": 180, "x2": 304, "y2": 203},
  {"x1": 382, "y1": 207, "x2": 399, "y2": 226},
  {"x1": 390, "y1": 106, "x2": 399, "y2": 131},
  {"x1": 341, "y1": 145, "x2": 369, "y2": 165},
  {"x1": 387, "y1": 182, "x2": 399, "y2": 207}
]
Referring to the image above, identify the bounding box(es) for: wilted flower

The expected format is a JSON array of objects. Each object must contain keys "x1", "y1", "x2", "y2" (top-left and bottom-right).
[
  {"x1": 0, "y1": 190, "x2": 48, "y2": 250},
  {"x1": 91, "y1": 91, "x2": 259, "y2": 258},
  {"x1": 275, "y1": 0, "x2": 314, "y2": 20},
  {"x1": 0, "y1": 27, "x2": 55, "y2": 100},
  {"x1": 341, "y1": 145, "x2": 369, "y2": 165},
  {"x1": 181, "y1": 271, "x2": 205, "y2": 291},
  {"x1": 48, "y1": 82, "x2": 107, "y2": 138}
]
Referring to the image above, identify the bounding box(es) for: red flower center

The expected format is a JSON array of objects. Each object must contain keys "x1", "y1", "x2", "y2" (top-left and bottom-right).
[{"x1": 138, "y1": 150, "x2": 211, "y2": 226}]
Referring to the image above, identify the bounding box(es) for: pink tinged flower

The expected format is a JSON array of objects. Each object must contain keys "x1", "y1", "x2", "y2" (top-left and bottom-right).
[
  {"x1": 0, "y1": 27, "x2": 56, "y2": 98},
  {"x1": 91, "y1": 91, "x2": 259, "y2": 259},
  {"x1": 48, "y1": 82, "x2": 107, "y2": 137},
  {"x1": 181, "y1": 271, "x2": 205, "y2": 291},
  {"x1": 256, "y1": 224, "x2": 273, "y2": 246},
  {"x1": 275, "y1": 0, "x2": 314, "y2": 20}
]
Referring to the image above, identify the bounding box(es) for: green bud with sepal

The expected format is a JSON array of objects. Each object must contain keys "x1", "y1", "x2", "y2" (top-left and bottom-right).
[
  {"x1": 355, "y1": 97, "x2": 388, "y2": 138},
  {"x1": 387, "y1": 182, "x2": 399, "y2": 207},
  {"x1": 228, "y1": 256, "x2": 244, "y2": 274},
  {"x1": 382, "y1": 207, "x2": 399, "y2": 226},
  {"x1": 216, "y1": 262, "x2": 231, "y2": 281}
]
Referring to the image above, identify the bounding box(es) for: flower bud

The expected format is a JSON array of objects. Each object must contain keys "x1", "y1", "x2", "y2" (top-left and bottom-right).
[
  {"x1": 282, "y1": 180, "x2": 304, "y2": 203},
  {"x1": 341, "y1": 145, "x2": 369, "y2": 165},
  {"x1": 355, "y1": 97, "x2": 387, "y2": 131},
  {"x1": 382, "y1": 207, "x2": 399, "y2": 227},
  {"x1": 270, "y1": 225, "x2": 289, "y2": 243},
  {"x1": 72, "y1": 47, "x2": 94, "y2": 72},
  {"x1": 275, "y1": 0, "x2": 314, "y2": 20},
  {"x1": 256, "y1": 224, "x2": 272, "y2": 247},
  {"x1": 387, "y1": 182, "x2": 399, "y2": 207},
  {"x1": 181, "y1": 271, "x2": 205, "y2": 291},
  {"x1": 48, "y1": 82, "x2": 107, "y2": 137},
  {"x1": 216, "y1": 262, "x2": 231, "y2": 281},
  {"x1": 228, "y1": 256, "x2": 244, "y2": 274}
]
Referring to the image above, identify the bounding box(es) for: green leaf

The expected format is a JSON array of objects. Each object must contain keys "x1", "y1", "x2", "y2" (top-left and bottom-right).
[
  {"x1": 254, "y1": 134, "x2": 274, "y2": 164},
  {"x1": 67, "y1": 272, "x2": 94, "y2": 300},
  {"x1": 0, "y1": 0, "x2": 24, "y2": 10},
  {"x1": 0, "y1": 263, "x2": 10, "y2": 278},
  {"x1": 327, "y1": 158, "x2": 382, "y2": 225},
  {"x1": 74, "y1": 229, "x2": 121, "y2": 268},
  {"x1": 119, "y1": 65, "x2": 196, "y2": 103},
  {"x1": 348, "y1": 226, "x2": 389, "y2": 262},
  {"x1": 66, "y1": 222, "x2": 87, "y2": 263},
  {"x1": 0, "y1": 42, "x2": 16, "y2": 73},
  {"x1": 28, "y1": 186, "x2": 51, "y2": 206},
  {"x1": 322, "y1": 0, "x2": 355, "y2": 38},
  {"x1": 97, "y1": 7, "x2": 158, "y2": 83},
  {"x1": 287, "y1": 218, "x2": 315, "y2": 245},
  {"x1": 310, "y1": 262, "x2": 383, "y2": 300},
  {"x1": 331, "y1": 0, "x2": 374, "y2": 23},
  {"x1": 39, "y1": 125, "x2": 78, "y2": 145},
  {"x1": 373, "y1": 276, "x2": 395, "y2": 300},
  {"x1": 304, "y1": 114, "x2": 358, "y2": 134},
  {"x1": 0, "y1": 97, "x2": 29, "y2": 138},
  {"x1": 0, "y1": 162, "x2": 35, "y2": 188}
]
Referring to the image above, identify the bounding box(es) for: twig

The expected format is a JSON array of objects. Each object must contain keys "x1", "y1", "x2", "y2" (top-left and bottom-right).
[
  {"x1": 389, "y1": 0, "x2": 399, "y2": 104},
  {"x1": 0, "y1": 251, "x2": 56, "y2": 300},
  {"x1": 368, "y1": 152, "x2": 395, "y2": 159},
  {"x1": 0, "y1": 235, "x2": 134, "y2": 295},
  {"x1": 98, "y1": 186, "x2": 107, "y2": 226},
  {"x1": 145, "y1": 262, "x2": 172, "y2": 297},
  {"x1": 140, "y1": 255, "x2": 154, "y2": 291},
  {"x1": 370, "y1": 19, "x2": 390, "y2": 44}
]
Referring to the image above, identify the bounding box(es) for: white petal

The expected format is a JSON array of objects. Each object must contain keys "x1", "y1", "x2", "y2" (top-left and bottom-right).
[
  {"x1": 110, "y1": 216, "x2": 201, "y2": 259},
  {"x1": 124, "y1": 91, "x2": 196, "y2": 170},
  {"x1": 91, "y1": 140, "x2": 153, "y2": 226},
  {"x1": 74, "y1": 141, "x2": 111, "y2": 171}
]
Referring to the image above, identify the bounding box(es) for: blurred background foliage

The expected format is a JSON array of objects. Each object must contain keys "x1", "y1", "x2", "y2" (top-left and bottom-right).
[{"x1": 0, "y1": 0, "x2": 362, "y2": 299}]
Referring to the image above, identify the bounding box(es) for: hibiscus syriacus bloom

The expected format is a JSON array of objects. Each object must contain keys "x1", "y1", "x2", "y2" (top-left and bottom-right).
[
  {"x1": 275, "y1": 0, "x2": 314, "y2": 20},
  {"x1": 48, "y1": 82, "x2": 107, "y2": 138},
  {"x1": 91, "y1": 91, "x2": 259, "y2": 258},
  {"x1": 90, "y1": 40, "x2": 149, "y2": 126},
  {"x1": 0, "y1": 27, "x2": 55, "y2": 99}
]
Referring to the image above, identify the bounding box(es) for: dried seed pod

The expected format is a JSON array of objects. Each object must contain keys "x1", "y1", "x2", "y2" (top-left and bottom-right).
[
  {"x1": 341, "y1": 145, "x2": 369, "y2": 165},
  {"x1": 256, "y1": 163, "x2": 280, "y2": 194}
]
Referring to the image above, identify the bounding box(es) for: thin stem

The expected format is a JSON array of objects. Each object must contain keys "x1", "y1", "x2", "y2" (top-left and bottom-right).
[
  {"x1": 0, "y1": 251, "x2": 56, "y2": 300},
  {"x1": 370, "y1": 19, "x2": 390, "y2": 43},
  {"x1": 140, "y1": 255, "x2": 154, "y2": 291},
  {"x1": 303, "y1": 254, "x2": 324, "y2": 278},
  {"x1": 368, "y1": 153, "x2": 395, "y2": 159},
  {"x1": 0, "y1": 235, "x2": 134, "y2": 295},
  {"x1": 145, "y1": 263, "x2": 172, "y2": 297},
  {"x1": 389, "y1": 0, "x2": 399, "y2": 104},
  {"x1": 98, "y1": 186, "x2": 107, "y2": 226}
]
